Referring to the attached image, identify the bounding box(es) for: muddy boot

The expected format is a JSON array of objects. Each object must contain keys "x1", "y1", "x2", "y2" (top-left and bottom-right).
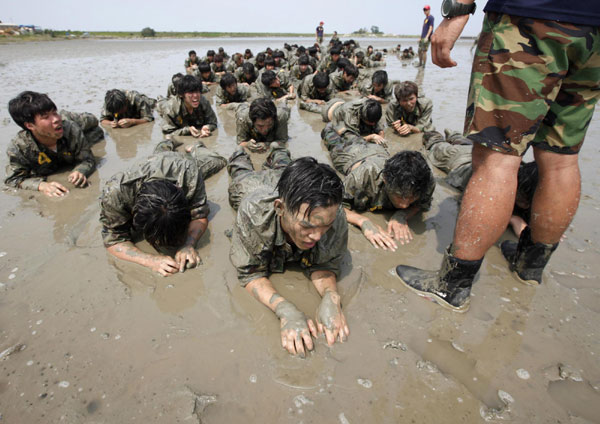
[
  {"x1": 153, "y1": 139, "x2": 183, "y2": 153},
  {"x1": 395, "y1": 247, "x2": 482, "y2": 312},
  {"x1": 444, "y1": 128, "x2": 472, "y2": 146},
  {"x1": 263, "y1": 142, "x2": 291, "y2": 170},
  {"x1": 500, "y1": 226, "x2": 558, "y2": 286}
]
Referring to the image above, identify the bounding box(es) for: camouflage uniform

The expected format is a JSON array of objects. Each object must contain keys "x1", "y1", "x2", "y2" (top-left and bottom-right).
[
  {"x1": 358, "y1": 79, "x2": 395, "y2": 102},
  {"x1": 226, "y1": 59, "x2": 243, "y2": 73},
  {"x1": 289, "y1": 64, "x2": 314, "y2": 88},
  {"x1": 211, "y1": 62, "x2": 227, "y2": 74},
  {"x1": 167, "y1": 82, "x2": 177, "y2": 97},
  {"x1": 235, "y1": 103, "x2": 290, "y2": 145},
  {"x1": 251, "y1": 72, "x2": 291, "y2": 101},
  {"x1": 157, "y1": 95, "x2": 218, "y2": 136},
  {"x1": 5, "y1": 119, "x2": 96, "y2": 191},
  {"x1": 298, "y1": 74, "x2": 336, "y2": 113},
  {"x1": 59, "y1": 110, "x2": 104, "y2": 145},
  {"x1": 329, "y1": 70, "x2": 353, "y2": 92},
  {"x1": 424, "y1": 130, "x2": 473, "y2": 191},
  {"x1": 228, "y1": 150, "x2": 348, "y2": 286},
  {"x1": 99, "y1": 90, "x2": 156, "y2": 123},
  {"x1": 465, "y1": 12, "x2": 600, "y2": 155},
  {"x1": 234, "y1": 67, "x2": 258, "y2": 85},
  {"x1": 318, "y1": 54, "x2": 338, "y2": 74},
  {"x1": 321, "y1": 98, "x2": 384, "y2": 143},
  {"x1": 99, "y1": 150, "x2": 222, "y2": 247},
  {"x1": 215, "y1": 84, "x2": 251, "y2": 108},
  {"x1": 184, "y1": 57, "x2": 201, "y2": 69},
  {"x1": 385, "y1": 96, "x2": 434, "y2": 133}
]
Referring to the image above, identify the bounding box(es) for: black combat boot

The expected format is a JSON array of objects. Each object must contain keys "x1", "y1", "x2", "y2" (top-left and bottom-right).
[
  {"x1": 500, "y1": 226, "x2": 558, "y2": 286},
  {"x1": 395, "y1": 247, "x2": 482, "y2": 312}
]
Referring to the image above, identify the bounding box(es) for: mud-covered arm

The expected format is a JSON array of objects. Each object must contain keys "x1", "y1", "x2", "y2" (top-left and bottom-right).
[
  {"x1": 135, "y1": 94, "x2": 155, "y2": 122},
  {"x1": 161, "y1": 112, "x2": 191, "y2": 136},
  {"x1": 4, "y1": 146, "x2": 44, "y2": 191},
  {"x1": 311, "y1": 270, "x2": 349, "y2": 346},
  {"x1": 385, "y1": 102, "x2": 399, "y2": 126}
]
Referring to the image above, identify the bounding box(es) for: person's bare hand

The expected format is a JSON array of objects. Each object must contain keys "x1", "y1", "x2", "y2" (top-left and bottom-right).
[
  {"x1": 174, "y1": 245, "x2": 201, "y2": 273},
  {"x1": 316, "y1": 291, "x2": 349, "y2": 346},
  {"x1": 38, "y1": 181, "x2": 69, "y2": 197},
  {"x1": 366, "y1": 133, "x2": 387, "y2": 147},
  {"x1": 361, "y1": 220, "x2": 397, "y2": 251},
  {"x1": 118, "y1": 119, "x2": 133, "y2": 128},
  {"x1": 431, "y1": 15, "x2": 470, "y2": 68},
  {"x1": 199, "y1": 125, "x2": 211, "y2": 138},
  {"x1": 397, "y1": 124, "x2": 413, "y2": 136},
  {"x1": 246, "y1": 139, "x2": 268, "y2": 153},
  {"x1": 189, "y1": 126, "x2": 201, "y2": 137},
  {"x1": 68, "y1": 171, "x2": 88, "y2": 187},
  {"x1": 388, "y1": 218, "x2": 413, "y2": 245},
  {"x1": 111, "y1": 120, "x2": 119, "y2": 128},
  {"x1": 147, "y1": 255, "x2": 179, "y2": 277},
  {"x1": 275, "y1": 301, "x2": 317, "y2": 357}
]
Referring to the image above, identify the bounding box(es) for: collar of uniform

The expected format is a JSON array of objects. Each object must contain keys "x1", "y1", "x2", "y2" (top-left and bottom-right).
[{"x1": 274, "y1": 212, "x2": 287, "y2": 248}]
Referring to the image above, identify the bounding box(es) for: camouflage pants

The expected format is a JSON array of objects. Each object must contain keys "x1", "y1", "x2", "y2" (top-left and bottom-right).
[
  {"x1": 298, "y1": 100, "x2": 325, "y2": 114},
  {"x1": 320, "y1": 98, "x2": 346, "y2": 122},
  {"x1": 322, "y1": 125, "x2": 388, "y2": 175},
  {"x1": 466, "y1": 13, "x2": 600, "y2": 155},
  {"x1": 153, "y1": 139, "x2": 226, "y2": 180},
  {"x1": 424, "y1": 131, "x2": 473, "y2": 191},
  {"x1": 227, "y1": 145, "x2": 291, "y2": 210},
  {"x1": 60, "y1": 110, "x2": 104, "y2": 145}
]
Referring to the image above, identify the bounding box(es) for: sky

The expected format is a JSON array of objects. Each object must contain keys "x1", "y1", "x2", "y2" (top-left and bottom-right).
[{"x1": 2, "y1": 0, "x2": 485, "y2": 36}]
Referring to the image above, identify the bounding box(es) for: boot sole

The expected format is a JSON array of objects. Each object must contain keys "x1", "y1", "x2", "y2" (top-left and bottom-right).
[
  {"x1": 511, "y1": 271, "x2": 541, "y2": 287},
  {"x1": 396, "y1": 274, "x2": 470, "y2": 313}
]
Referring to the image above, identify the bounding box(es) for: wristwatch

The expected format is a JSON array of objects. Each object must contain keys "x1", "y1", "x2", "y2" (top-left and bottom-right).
[{"x1": 441, "y1": 0, "x2": 477, "y2": 18}]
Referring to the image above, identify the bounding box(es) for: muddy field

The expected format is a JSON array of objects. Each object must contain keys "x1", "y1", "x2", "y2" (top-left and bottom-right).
[{"x1": 0, "y1": 37, "x2": 599, "y2": 423}]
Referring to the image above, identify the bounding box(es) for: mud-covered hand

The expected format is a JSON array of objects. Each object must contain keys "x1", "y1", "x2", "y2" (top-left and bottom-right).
[
  {"x1": 174, "y1": 245, "x2": 201, "y2": 273},
  {"x1": 316, "y1": 290, "x2": 349, "y2": 346},
  {"x1": 388, "y1": 215, "x2": 413, "y2": 245},
  {"x1": 246, "y1": 139, "x2": 268, "y2": 153},
  {"x1": 189, "y1": 126, "x2": 201, "y2": 137},
  {"x1": 275, "y1": 300, "x2": 317, "y2": 357},
  {"x1": 38, "y1": 181, "x2": 69, "y2": 197},
  {"x1": 68, "y1": 171, "x2": 88, "y2": 187},
  {"x1": 147, "y1": 255, "x2": 180, "y2": 277},
  {"x1": 199, "y1": 125, "x2": 211, "y2": 138},
  {"x1": 360, "y1": 219, "x2": 397, "y2": 251}
]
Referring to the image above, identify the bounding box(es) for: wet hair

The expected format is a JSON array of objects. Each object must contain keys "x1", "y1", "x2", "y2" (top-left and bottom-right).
[
  {"x1": 367, "y1": 45, "x2": 373, "y2": 51},
  {"x1": 218, "y1": 47, "x2": 225, "y2": 52},
  {"x1": 177, "y1": 75, "x2": 203, "y2": 96},
  {"x1": 330, "y1": 47, "x2": 342, "y2": 56},
  {"x1": 104, "y1": 89, "x2": 127, "y2": 114},
  {"x1": 361, "y1": 99, "x2": 382, "y2": 123},
  {"x1": 188, "y1": 50, "x2": 196, "y2": 57},
  {"x1": 372, "y1": 70, "x2": 388, "y2": 86},
  {"x1": 276, "y1": 157, "x2": 343, "y2": 218},
  {"x1": 255, "y1": 52, "x2": 266, "y2": 63},
  {"x1": 337, "y1": 57, "x2": 351, "y2": 71},
  {"x1": 313, "y1": 72, "x2": 330, "y2": 89},
  {"x1": 8, "y1": 91, "x2": 57, "y2": 130},
  {"x1": 206, "y1": 50, "x2": 215, "y2": 57},
  {"x1": 244, "y1": 48, "x2": 253, "y2": 58},
  {"x1": 383, "y1": 151, "x2": 433, "y2": 200},
  {"x1": 373, "y1": 52, "x2": 383, "y2": 60},
  {"x1": 261, "y1": 70, "x2": 278, "y2": 87},
  {"x1": 297, "y1": 46, "x2": 306, "y2": 55},
  {"x1": 171, "y1": 72, "x2": 184, "y2": 84},
  {"x1": 242, "y1": 62, "x2": 255, "y2": 74},
  {"x1": 273, "y1": 50, "x2": 285, "y2": 59},
  {"x1": 214, "y1": 54, "x2": 224, "y2": 63},
  {"x1": 343, "y1": 64, "x2": 359, "y2": 78},
  {"x1": 132, "y1": 180, "x2": 191, "y2": 249},
  {"x1": 284, "y1": 43, "x2": 292, "y2": 51},
  {"x1": 355, "y1": 51, "x2": 365, "y2": 59},
  {"x1": 395, "y1": 81, "x2": 419, "y2": 101},
  {"x1": 232, "y1": 53, "x2": 243, "y2": 63},
  {"x1": 219, "y1": 73, "x2": 237, "y2": 89},
  {"x1": 308, "y1": 46, "x2": 318, "y2": 56},
  {"x1": 249, "y1": 98, "x2": 277, "y2": 122},
  {"x1": 264, "y1": 56, "x2": 276, "y2": 68},
  {"x1": 298, "y1": 55, "x2": 310, "y2": 66},
  {"x1": 198, "y1": 62, "x2": 212, "y2": 73}
]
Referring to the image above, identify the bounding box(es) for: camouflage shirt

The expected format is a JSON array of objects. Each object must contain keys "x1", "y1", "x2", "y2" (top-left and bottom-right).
[
  {"x1": 99, "y1": 152, "x2": 209, "y2": 247},
  {"x1": 158, "y1": 95, "x2": 218, "y2": 136},
  {"x1": 230, "y1": 187, "x2": 348, "y2": 286},
  {"x1": 235, "y1": 103, "x2": 290, "y2": 143},
  {"x1": 330, "y1": 70, "x2": 353, "y2": 92},
  {"x1": 234, "y1": 67, "x2": 257, "y2": 85},
  {"x1": 99, "y1": 90, "x2": 155, "y2": 122},
  {"x1": 5, "y1": 120, "x2": 96, "y2": 191},
  {"x1": 215, "y1": 84, "x2": 251, "y2": 106},
  {"x1": 330, "y1": 98, "x2": 384, "y2": 137},
  {"x1": 299, "y1": 74, "x2": 335, "y2": 101},
  {"x1": 318, "y1": 55, "x2": 338, "y2": 74},
  {"x1": 385, "y1": 96, "x2": 434, "y2": 132},
  {"x1": 359, "y1": 80, "x2": 395, "y2": 102},
  {"x1": 289, "y1": 64, "x2": 314, "y2": 85},
  {"x1": 252, "y1": 71, "x2": 291, "y2": 100}
]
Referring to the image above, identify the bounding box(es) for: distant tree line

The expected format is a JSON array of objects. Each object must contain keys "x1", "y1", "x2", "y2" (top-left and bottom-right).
[{"x1": 352, "y1": 26, "x2": 383, "y2": 35}]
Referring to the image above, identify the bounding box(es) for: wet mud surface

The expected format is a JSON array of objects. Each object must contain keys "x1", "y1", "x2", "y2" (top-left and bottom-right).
[{"x1": 0, "y1": 37, "x2": 599, "y2": 423}]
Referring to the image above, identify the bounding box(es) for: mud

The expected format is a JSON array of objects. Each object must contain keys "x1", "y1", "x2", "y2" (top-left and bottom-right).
[{"x1": 0, "y1": 37, "x2": 599, "y2": 423}]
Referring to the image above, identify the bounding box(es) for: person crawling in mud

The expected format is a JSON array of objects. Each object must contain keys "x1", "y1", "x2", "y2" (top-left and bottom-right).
[
  {"x1": 236, "y1": 97, "x2": 289, "y2": 153},
  {"x1": 228, "y1": 151, "x2": 350, "y2": 357},
  {"x1": 100, "y1": 89, "x2": 156, "y2": 129},
  {"x1": 5, "y1": 91, "x2": 102, "y2": 197},
  {"x1": 100, "y1": 140, "x2": 226, "y2": 276}
]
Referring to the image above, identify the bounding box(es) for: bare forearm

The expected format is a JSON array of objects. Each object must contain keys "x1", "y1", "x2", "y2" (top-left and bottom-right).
[
  {"x1": 344, "y1": 207, "x2": 369, "y2": 228},
  {"x1": 107, "y1": 242, "x2": 156, "y2": 268},
  {"x1": 245, "y1": 277, "x2": 285, "y2": 312},
  {"x1": 311, "y1": 270, "x2": 338, "y2": 297},
  {"x1": 184, "y1": 218, "x2": 208, "y2": 247}
]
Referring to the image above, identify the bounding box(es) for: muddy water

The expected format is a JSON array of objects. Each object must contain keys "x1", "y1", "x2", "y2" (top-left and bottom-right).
[{"x1": 0, "y1": 37, "x2": 599, "y2": 423}]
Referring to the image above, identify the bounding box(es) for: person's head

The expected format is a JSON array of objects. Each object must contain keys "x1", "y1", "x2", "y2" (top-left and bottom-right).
[
  {"x1": 242, "y1": 61, "x2": 255, "y2": 78},
  {"x1": 343, "y1": 64, "x2": 358, "y2": 83},
  {"x1": 244, "y1": 48, "x2": 253, "y2": 58},
  {"x1": 206, "y1": 49, "x2": 215, "y2": 60},
  {"x1": 336, "y1": 57, "x2": 350, "y2": 72},
  {"x1": 264, "y1": 56, "x2": 276, "y2": 70},
  {"x1": 367, "y1": 45, "x2": 373, "y2": 54},
  {"x1": 423, "y1": 4, "x2": 431, "y2": 15},
  {"x1": 218, "y1": 47, "x2": 225, "y2": 54},
  {"x1": 171, "y1": 72, "x2": 184, "y2": 85},
  {"x1": 255, "y1": 52, "x2": 266, "y2": 66},
  {"x1": 177, "y1": 75, "x2": 203, "y2": 108},
  {"x1": 188, "y1": 50, "x2": 197, "y2": 60},
  {"x1": 298, "y1": 55, "x2": 310, "y2": 72},
  {"x1": 383, "y1": 151, "x2": 432, "y2": 209},
  {"x1": 313, "y1": 72, "x2": 330, "y2": 93},
  {"x1": 233, "y1": 53, "x2": 243, "y2": 65},
  {"x1": 261, "y1": 70, "x2": 280, "y2": 88},
  {"x1": 372, "y1": 70, "x2": 388, "y2": 92},
  {"x1": 284, "y1": 43, "x2": 292, "y2": 51},
  {"x1": 308, "y1": 46, "x2": 318, "y2": 57},
  {"x1": 360, "y1": 99, "x2": 382, "y2": 126},
  {"x1": 297, "y1": 46, "x2": 306, "y2": 56},
  {"x1": 273, "y1": 50, "x2": 285, "y2": 60},
  {"x1": 198, "y1": 62, "x2": 212, "y2": 78},
  {"x1": 374, "y1": 52, "x2": 383, "y2": 61},
  {"x1": 330, "y1": 46, "x2": 341, "y2": 61},
  {"x1": 104, "y1": 89, "x2": 128, "y2": 115},
  {"x1": 249, "y1": 98, "x2": 277, "y2": 136},
  {"x1": 8, "y1": 91, "x2": 62, "y2": 138},
  {"x1": 355, "y1": 51, "x2": 365, "y2": 61},
  {"x1": 214, "y1": 54, "x2": 224, "y2": 65},
  {"x1": 132, "y1": 180, "x2": 190, "y2": 250},
  {"x1": 275, "y1": 157, "x2": 343, "y2": 250},
  {"x1": 394, "y1": 81, "x2": 419, "y2": 112},
  {"x1": 266, "y1": 47, "x2": 273, "y2": 56},
  {"x1": 333, "y1": 31, "x2": 338, "y2": 36},
  {"x1": 219, "y1": 73, "x2": 238, "y2": 95}
]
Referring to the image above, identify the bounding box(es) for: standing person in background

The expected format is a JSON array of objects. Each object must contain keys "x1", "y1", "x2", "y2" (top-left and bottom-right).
[
  {"x1": 316, "y1": 21, "x2": 325, "y2": 44},
  {"x1": 418, "y1": 5, "x2": 435, "y2": 67}
]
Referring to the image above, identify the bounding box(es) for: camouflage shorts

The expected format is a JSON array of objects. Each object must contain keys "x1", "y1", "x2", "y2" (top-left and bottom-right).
[
  {"x1": 465, "y1": 13, "x2": 600, "y2": 156},
  {"x1": 418, "y1": 39, "x2": 430, "y2": 52}
]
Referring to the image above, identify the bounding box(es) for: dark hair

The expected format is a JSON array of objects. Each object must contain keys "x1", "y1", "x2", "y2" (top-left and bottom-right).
[
  {"x1": 104, "y1": 89, "x2": 127, "y2": 114},
  {"x1": 308, "y1": 46, "x2": 318, "y2": 56},
  {"x1": 219, "y1": 73, "x2": 237, "y2": 89},
  {"x1": 297, "y1": 46, "x2": 306, "y2": 55},
  {"x1": 249, "y1": 97, "x2": 277, "y2": 122},
  {"x1": 214, "y1": 54, "x2": 224, "y2": 63},
  {"x1": 256, "y1": 52, "x2": 266, "y2": 63},
  {"x1": 383, "y1": 151, "x2": 433, "y2": 200},
  {"x1": 276, "y1": 157, "x2": 343, "y2": 218},
  {"x1": 171, "y1": 72, "x2": 184, "y2": 84},
  {"x1": 207, "y1": 50, "x2": 215, "y2": 57},
  {"x1": 372, "y1": 70, "x2": 388, "y2": 86},
  {"x1": 261, "y1": 70, "x2": 278, "y2": 87},
  {"x1": 232, "y1": 53, "x2": 243, "y2": 63},
  {"x1": 284, "y1": 43, "x2": 291, "y2": 51},
  {"x1": 244, "y1": 48, "x2": 253, "y2": 57},
  {"x1": 330, "y1": 47, "x2": 342, "y2": 56},
  {"x1": 355, "y1": 51, "x2": 365, "y2": 59},
  {"x1": 218, "y1": 47, "x2": 225, "y2": 52},
  {"x1": 264, "y1": 56, "x2": 276, "y2": 68},
  {"x1": 8, "y1": 91, "x2": 57, "y2": 130},
  {"x1": 298, "y1": 55, "x2": 309, "y2": 66},
  {"x1": 132, "y1": 180, "x2": 191, "y2": 249},
  {"x1": 313, "y1": 72, "x2": 329, "y2": 89},
  {"x1": 198, "y1": 62, "x2": 211, "y2": 73},
  {"x1": 343, "y1": 64, "x2": 359, "y2": 78},
  {"x1": 374, "y1": 52, "x2": 383, "y2": 60},
  {"x1": 337, "y1": 57, "x2": 351, "y2": 71},
  {"x1": 177, "y1": 75, "x2": 203, "y2": 96},
  {"x1": 242, "y1": 62, "x2": 255, "y2": 74},
  {"x1": 395, "y1": 81, "x2": 419, "y2": 101},
  {"x1": 188, "y1": 50, "x2": 196, "y2": 56},
  {"x1": 361, "y1": 99, "x2": 382, "y2": 123},
  {"x1": 273, "y1": 50, "x2": 285, "y2": 59}
]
